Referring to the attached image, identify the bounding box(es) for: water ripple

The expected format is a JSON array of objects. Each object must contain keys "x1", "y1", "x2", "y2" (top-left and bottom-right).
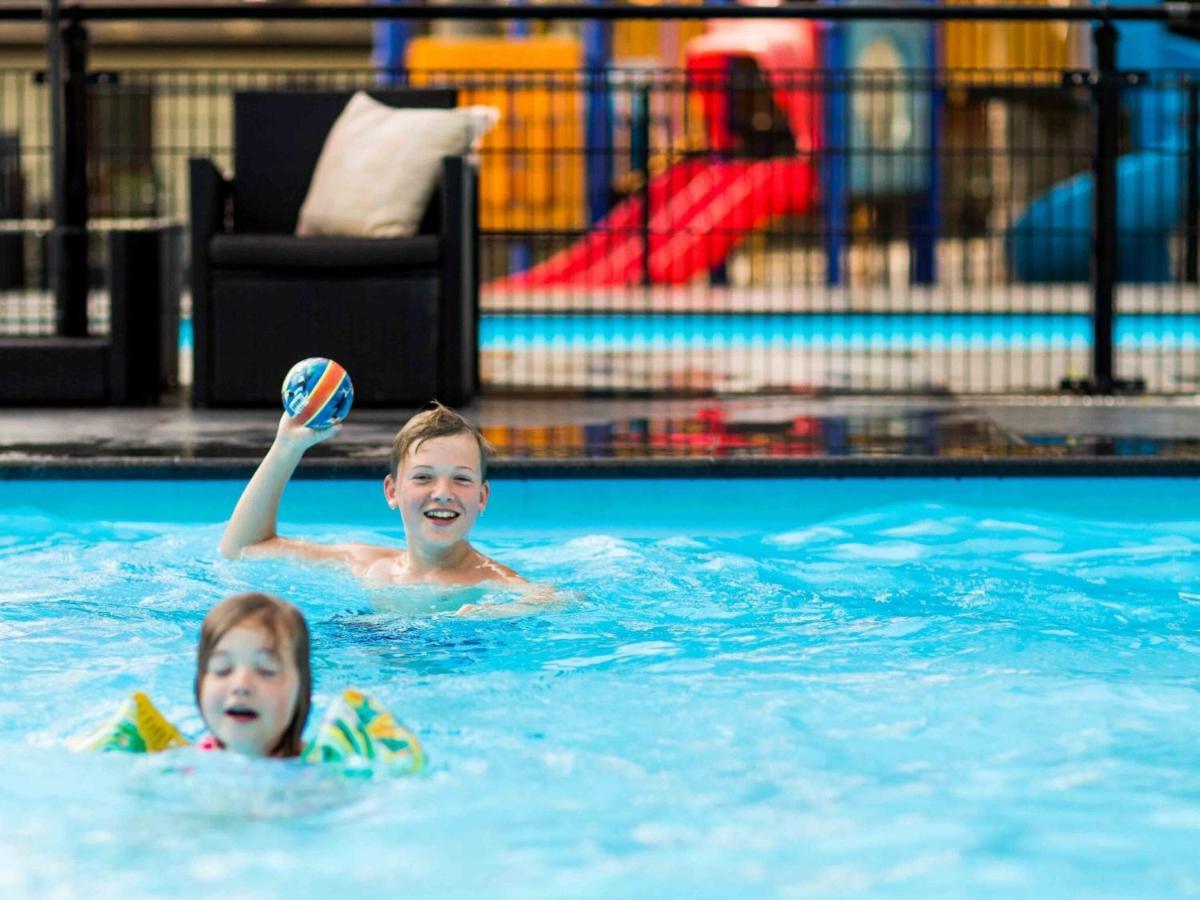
[{"x1": 2, "y1": 490, "x2": 1200, "y2": 897}]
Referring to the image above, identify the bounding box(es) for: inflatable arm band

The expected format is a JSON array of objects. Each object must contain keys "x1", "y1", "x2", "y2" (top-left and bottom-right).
[{"x1": 75, "y1": 689, "x2": 423, "y2": 774}]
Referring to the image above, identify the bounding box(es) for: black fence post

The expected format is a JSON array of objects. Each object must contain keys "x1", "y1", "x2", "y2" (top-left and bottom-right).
[
  {"x1": 47, "y1": 9, "x2": 90, "y2": 338},
  {"x1": 632, "y1": 83, "x2": 651, "y2": 288},
  {"x1": 1091, "y1": 20, "x2": 1118, "y2": 392},
  {"x1": 1064, "y1": 21, "x2": 1143, "y2": 395},
  {"x1": 1187, "y1": 78, "x2": 1199, "y2": 283}
]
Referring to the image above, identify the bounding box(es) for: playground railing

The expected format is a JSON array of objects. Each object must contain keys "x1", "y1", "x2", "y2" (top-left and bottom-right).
[{"x1": 4, "y1": 3, "x2": 1200, "y2": 398}]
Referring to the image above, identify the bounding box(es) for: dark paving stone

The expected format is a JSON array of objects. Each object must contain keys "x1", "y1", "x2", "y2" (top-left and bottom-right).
[{"x1": 2, "y1": 394, "x2": 1199, "y2": 476}]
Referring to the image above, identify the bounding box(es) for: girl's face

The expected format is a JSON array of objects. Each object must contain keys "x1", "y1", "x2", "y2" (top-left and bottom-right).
[
  {"x1": 383, "y1": 433, "x2": 490, "y2": 548},
  {"x1": 199, "y1": 622, "x2": 300, "y2": 757}
]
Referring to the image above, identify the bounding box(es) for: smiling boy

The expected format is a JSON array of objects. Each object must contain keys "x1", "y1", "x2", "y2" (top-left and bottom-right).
[{"x1": 219, "y1": 402, "x2": 525, "y2": 588}]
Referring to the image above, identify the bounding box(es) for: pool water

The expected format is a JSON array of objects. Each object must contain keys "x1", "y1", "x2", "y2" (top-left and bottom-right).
[
  {"x1": 2, "y1": 478, "x2": 1199, "y2": 898},
  {"x1": 481, "y1": 313, "x2": 1200, "y2": 350},
  {"x1": 179, "y1": 313, "x2": 1200, "y2": 353}
]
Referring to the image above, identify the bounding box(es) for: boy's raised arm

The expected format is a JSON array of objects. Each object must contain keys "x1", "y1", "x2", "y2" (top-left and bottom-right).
[{"x1": 219, "y1": 414, "x2": 340, "y2": 560}]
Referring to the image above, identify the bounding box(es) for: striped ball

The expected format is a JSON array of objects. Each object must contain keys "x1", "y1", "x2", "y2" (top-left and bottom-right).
[{"x1": 281, "y1": 357, "x2": 354, "y2": 430}]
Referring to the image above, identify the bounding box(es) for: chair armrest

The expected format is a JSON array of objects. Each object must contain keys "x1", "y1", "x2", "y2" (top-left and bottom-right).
[
  {"x1": 189, "y1": 157, "x2": 229, "y2": 242},
  {"x1": 188, "y1": 157, "x2": 230, "y2": 408},
  {"x1": 437, "y1": 155, "x2": 479, "y2": 404}
]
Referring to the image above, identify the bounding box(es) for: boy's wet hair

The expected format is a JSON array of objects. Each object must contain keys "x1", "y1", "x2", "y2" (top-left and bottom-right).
[
  {"x1": 194, "y1": 592, "x2": 312, "y2": 759},
  {"x1": 389, "y1": 401, "x2": 494, "y2": 480}
]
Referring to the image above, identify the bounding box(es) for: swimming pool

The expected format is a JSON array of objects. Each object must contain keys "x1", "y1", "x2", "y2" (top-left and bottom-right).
[
  {"x1": 179, "y1": 313, "x2": 1200, "y2": 352},
  {"x1": 481, "y1": 313, "x2": 1200, "y2": 350},
  {"x1": 2, "y1": 478, "x2": 1199, "y2": 897}
]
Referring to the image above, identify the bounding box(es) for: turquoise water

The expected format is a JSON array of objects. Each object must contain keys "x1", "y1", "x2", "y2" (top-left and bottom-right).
[
  {"x1": 2, "y1": 478, "x2": 1200, "y2": 898},
  {"x1": 178, "y1": 314, "x2": 1200, "y2": 352},
  {"x1": 481, "y1": 313, "x2": 1200, "y2": 350}
]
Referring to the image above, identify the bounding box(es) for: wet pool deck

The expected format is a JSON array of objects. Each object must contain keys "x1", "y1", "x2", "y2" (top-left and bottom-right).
[{"x1": 3, "y1": 393, "x2": 1200, "y2": 478}]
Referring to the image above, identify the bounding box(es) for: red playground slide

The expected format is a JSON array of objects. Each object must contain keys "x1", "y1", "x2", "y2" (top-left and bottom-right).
[
  {"x1": 503, "y1": 156, "x2": 815, "y2": 288},
  {"x1": 499, "y1": 18, "x2": 821, "y2": 289}
]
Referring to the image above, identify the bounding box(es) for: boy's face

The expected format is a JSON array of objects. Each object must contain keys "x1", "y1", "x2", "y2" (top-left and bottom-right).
[
  {"x1": 384, "y1": 432, "x2": 490, "y2": 547},
  {"x1": 199, "y1": 623, "x2": 300, "y2": 757}
]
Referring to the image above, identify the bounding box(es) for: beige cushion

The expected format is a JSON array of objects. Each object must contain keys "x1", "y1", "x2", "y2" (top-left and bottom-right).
[{"x1": 296, "y1": 92, "x2": 497, "y2": 239}]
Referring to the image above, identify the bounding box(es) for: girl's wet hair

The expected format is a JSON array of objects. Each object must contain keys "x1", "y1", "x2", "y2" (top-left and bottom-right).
[
  {"x1": 389, "y1": 400, "x2": 494, "y2": 480},
  {"x1": 194, "y1": 592, "x2": 312, "y2": 758}
]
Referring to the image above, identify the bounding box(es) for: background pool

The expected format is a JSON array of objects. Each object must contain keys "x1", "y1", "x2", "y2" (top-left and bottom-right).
[
  {"x1": 179, "y1": 313, "x2": 1200, "y2": 353},
  {"x1": 2, "y1": 478, "x2": 1199, "y2": 898},
  {"x1": 480, "y1": 313, "x2": 1200, "y2": 350}
]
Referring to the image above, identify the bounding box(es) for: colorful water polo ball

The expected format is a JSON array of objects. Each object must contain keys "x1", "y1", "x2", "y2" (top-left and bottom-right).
[{"x1": 281, "y1": 357, "x2": 354, "y2": 430}]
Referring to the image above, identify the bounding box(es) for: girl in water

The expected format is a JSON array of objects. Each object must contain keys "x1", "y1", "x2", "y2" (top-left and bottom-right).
[
  {"x1": 80, "y1": 591, "x2": 422, "y2": 772},
  {"x1": 194, "y1": 591, "x2": 310, "y2": 757}
]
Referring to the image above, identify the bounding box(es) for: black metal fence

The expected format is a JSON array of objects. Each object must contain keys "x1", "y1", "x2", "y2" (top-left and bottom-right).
[{"x1": 4, "y1": 4, "x2": 1200, "y2": 397}]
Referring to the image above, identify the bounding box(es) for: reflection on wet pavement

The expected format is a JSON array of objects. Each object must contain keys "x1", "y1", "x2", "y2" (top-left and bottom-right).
[{"x1": 3, "y1": 398, "x2": 1200, "y2": 467}]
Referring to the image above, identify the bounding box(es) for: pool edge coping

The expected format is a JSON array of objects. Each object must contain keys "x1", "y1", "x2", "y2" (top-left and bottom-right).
[{"x1": 4, "y1": 456, "x2": 1200, "y2": 479}]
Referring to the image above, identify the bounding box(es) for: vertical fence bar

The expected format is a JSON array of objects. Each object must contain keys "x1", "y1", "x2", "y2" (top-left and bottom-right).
[
  {"x1": 50, "y1": 15, "x2": 89, "y2": 338},
  {"x1": 45, "y1": 0, "x2": 79, "y2": 337},
  {"x1": 1091, "y1": 21, "x2": 1118, "y2": 391},
  {"x1": 632, "y1": 83, "x2": 650, "y2": 288},
  {"x1": 584, "y1": 9, "x2": 612, "y2": 227},
  {"x1": 1186, "y1": 78, "x2": 1198, "y2": 283},
  {"x1": 45, "y1": 0, "x2": 63, "y2": 235},
  {"x1": 824, "y1": 22, "x2": 847, "y2": 286},
  {"x1": 372, "y1": 0, "x2": 409, "y2": 86},
  {"x1": 911, "y1": 55, "x2": 941, "y2": 285}
]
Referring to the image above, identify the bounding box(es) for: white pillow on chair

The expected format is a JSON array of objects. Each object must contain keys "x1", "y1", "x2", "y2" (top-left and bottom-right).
[{"x1": 296, "y1": 91, "x2": 497, "y2": 239}]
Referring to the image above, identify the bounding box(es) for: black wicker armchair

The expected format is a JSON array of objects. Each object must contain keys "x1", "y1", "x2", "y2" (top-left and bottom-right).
[{"x1": 188, "y1": 88, "x2": 479, "y2": 407}]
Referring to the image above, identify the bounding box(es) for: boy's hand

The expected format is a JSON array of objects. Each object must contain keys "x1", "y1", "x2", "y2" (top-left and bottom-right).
[
  {"x1": 453, "y1": 584, "x2": 565, "y2": 618},
  {"x1": 274, "y1": 412, "x2": 341, "y2": 452},
  {"x1": 453, "y1": 601, "x2": 530, "y2": 619}
]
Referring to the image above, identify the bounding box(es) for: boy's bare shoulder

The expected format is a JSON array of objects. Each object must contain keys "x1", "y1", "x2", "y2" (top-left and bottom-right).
[{"x1": 345, "y1": 543, "x2": 407, "y2": 581}]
